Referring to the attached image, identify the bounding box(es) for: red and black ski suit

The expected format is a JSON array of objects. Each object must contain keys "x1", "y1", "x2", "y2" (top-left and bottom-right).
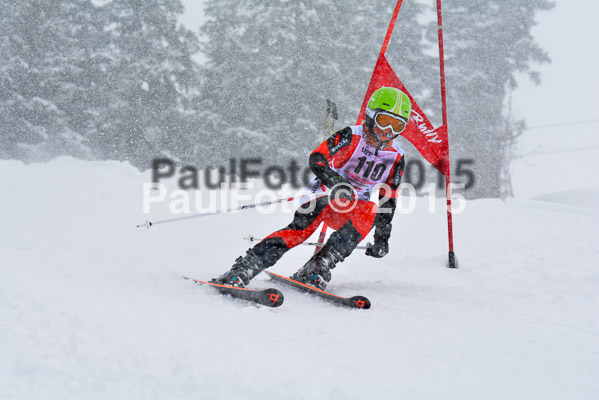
[{"x1": 250, "y1": 124, "x2": 405, "y2": 269}]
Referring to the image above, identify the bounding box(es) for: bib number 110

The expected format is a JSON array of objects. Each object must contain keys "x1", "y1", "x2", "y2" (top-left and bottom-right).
[{"x1": 353, "y1": 156, "x2": 387, "y2": 181}]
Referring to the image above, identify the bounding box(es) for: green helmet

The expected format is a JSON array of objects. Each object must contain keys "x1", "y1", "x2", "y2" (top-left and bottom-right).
[{"x1": 366, "y1": 87, "x2": 412, "y2": 123}]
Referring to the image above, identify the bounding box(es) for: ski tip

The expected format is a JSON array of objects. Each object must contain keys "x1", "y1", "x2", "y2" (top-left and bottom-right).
[
  {"x1": 263, "y1": 288, "x2": 285, "y2": 307},
  {"x1": 349, "y1": 296, "x2": 371, "y2": 309}
]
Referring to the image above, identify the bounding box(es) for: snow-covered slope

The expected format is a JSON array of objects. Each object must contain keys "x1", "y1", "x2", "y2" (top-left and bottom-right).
[{"x1": 1, "y1": 158, "x2": 598, "y2": 399}]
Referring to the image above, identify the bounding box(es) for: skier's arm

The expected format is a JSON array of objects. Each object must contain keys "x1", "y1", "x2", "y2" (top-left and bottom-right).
[
  {"x1": 376, "y1": 155, "x2": 405, "y2": 233},
  {"x1": 366, "y1": 156, "x2": 405, "y2": 258},
  {"x1": 309, "y1": 127, "x2": 354, "y2": 189}
]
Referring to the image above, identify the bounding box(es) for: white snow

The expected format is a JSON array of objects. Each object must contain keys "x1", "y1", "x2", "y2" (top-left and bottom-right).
[{"x1": 1, "y1": 157, "x2": 598, "y2": 399}]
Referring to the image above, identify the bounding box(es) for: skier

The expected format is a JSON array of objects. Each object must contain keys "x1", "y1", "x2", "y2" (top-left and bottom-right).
[{"x1": 212, "y1": 86, "x2": 411, "y2": 290}]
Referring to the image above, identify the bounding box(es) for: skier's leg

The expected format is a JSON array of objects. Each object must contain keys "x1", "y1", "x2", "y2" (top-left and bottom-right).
[
  {"x1": 212, "y1": 196, "x2": 330, "y2": 286},
  {"x1": 291, "y1": 200, "x2": 377, "y2": 289},
  {"x1": 255, "y1": 195, "x2": 331, "y2": 262}
]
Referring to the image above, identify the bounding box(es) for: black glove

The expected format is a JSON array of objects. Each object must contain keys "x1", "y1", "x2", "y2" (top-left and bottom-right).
[{"x1": 365, "y1": 235, "x2": 389, "y2": 258}]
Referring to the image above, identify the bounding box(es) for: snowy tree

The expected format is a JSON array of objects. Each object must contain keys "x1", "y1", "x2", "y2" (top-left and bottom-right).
[
  {"x1": 437, "y1": 0, "x2": 554, "y2": 198},
  {"x1": 0, "y1": 0, "x2": 102, "y2": 161},
  {"x1": 0, "y1": 0, "x2": 202, "y2": 168},
  {"x1": 1, "y1": 0, "x2": 553, "y2": 189},
  {"x1": 95, "y1": 0, "x2": 202, "y2": 168},
  {"x1": 199, "y1": 0, "x2": 431, "y2": 167}
]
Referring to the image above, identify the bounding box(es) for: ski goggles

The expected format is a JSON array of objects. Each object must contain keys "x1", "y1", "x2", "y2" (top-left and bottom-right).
[{"x1": 374, "y1": 111, "x2": 408, "y2": 136}]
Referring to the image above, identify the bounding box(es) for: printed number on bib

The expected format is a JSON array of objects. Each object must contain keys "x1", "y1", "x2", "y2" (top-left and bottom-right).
[{"x1": 353, "y1": 156, "x2": 387, "y2": 181}]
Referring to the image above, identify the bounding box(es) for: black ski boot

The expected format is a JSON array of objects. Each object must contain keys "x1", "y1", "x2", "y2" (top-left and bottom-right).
[
  {"x1": 211, "y1": 250, "x2": 265, "y2": 288},
  {"x1": 290, "y1": 242, "x2": 345, "y2": 290}
]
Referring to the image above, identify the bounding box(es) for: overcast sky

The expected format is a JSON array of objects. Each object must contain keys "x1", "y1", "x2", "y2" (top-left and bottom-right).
[{"x1": 512, "y1": 0, "x2": 599, "y2": 141}]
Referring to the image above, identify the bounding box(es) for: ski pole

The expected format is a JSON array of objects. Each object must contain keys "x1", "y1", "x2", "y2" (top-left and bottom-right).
[
  {"x1": 244, "y1": 234, "x2": 367, "y2": 250},
  {"x1": 316, "y1": 99, "x2": 338, "y2": 253},
  {"x1": 137, "y1": 195, "x2": 309, "y2": 229},
  {"x1": 324, "y1": 99, "x2": 332, "y2": 135},
  {"x1": 330, "y1": 101, "x2": 338, "y2": 135}
]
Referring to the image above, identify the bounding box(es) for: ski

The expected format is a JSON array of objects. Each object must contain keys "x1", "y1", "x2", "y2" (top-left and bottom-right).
[
  {"x1": 182, "y1": 275, "x2": 284, "y2": 308},
  {"x1": 264, "y1": 270, "x2": 370, "y2": 309}
]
